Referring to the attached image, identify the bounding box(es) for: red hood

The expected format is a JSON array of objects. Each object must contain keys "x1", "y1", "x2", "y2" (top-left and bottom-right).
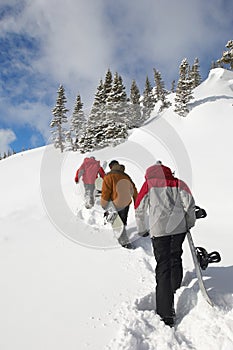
[
  {"x1": 83, "y1": 157, "x2": 100, "y2": 166},
  {"x1": 145, "y1": 164, "x2": 174, "y2": 180}
]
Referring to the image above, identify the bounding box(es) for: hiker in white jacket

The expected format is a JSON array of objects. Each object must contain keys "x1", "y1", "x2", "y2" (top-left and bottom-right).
[{"x1": 135, "y1": 161, "x2": 196, "y2": 327}]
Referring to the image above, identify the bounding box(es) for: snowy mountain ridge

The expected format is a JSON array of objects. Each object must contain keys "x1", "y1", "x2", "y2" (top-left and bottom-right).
[
  {"x1": 196, "y1": 67, "x2": 233, "y2": 96},
  {"x1": 1, "y1": 68, "x2": 233, "y2": 350}
]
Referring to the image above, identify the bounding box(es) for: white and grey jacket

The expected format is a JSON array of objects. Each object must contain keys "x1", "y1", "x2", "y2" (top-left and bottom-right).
[{"x1": 135, "y1": 164, "x2": 196, "y2": 238}]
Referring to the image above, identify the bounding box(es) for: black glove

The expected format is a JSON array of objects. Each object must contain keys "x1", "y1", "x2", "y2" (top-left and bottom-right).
[{"x1": 138, "y1": 231, "x2": 149, "y2": 238}]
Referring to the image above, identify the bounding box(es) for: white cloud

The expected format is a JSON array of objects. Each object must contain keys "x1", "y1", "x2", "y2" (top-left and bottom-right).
[
  {"x1": 0, "y1": 129, "x2": 16, "y2": 153},
  {"x1": 5, "y1": 1, "x2": 232, "y2": 86},
  {"x1": 0, "y1": 0, "x2": 115, "y2": 106},
  {"x1": 0, "y1": 94, "x2": 52, "y2": 140},
  {"x1": 98, "y1": 0, "x2": 233, "y2": 82},
  {"x1": 30, "y1": 133, "x2": 41, "y2": 148}
]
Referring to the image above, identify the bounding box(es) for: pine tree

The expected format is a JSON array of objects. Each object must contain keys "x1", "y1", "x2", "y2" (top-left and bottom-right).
[
  {"x1": 211, "y1": 61, "x2": 218, "y2": 69},
  {"x1": 78, "y1": 121, "x2": 128, "y2": 153},
  {"x1": 117, "y1": 74, "x2": 129, "y2": 125},
  {"x1": 79, "y1": 79, "x2": 105, "y2": 153},
  {"x1": 65, "y1": 131, "x2": 74, "y2": 151},
  {"x1": 153, "y1": 68, "x2": 163, "y2": 101},
  {"x1": 79, "y1": 72, "x2": 128, "y2": 153},
  {"x1": 217, "y1": 40, "x2": 233, "y2": 70},
  {"x1": 103, "y1": 68, "x2": 113, "y2": 100},
  {"x1": 50, "y1": 85, "x2": 69, "y2": 152},
  {"x1": 153, "y1": 68, "x2": 171, "y2": 112},
  {"x1": 89, "y1": 79, "x2": 105, "y2": 125},
  {"x1": 174, "y1": 58, "x2": 194, "y2": 117},
  {"x1": 190, "y1": 58, "x2": 201, "y2": 88},
  {"x1": 171, "y1": 80, "x2": 176, "y2": 93},
  {"x1": 142, "y1": 76, "x2": 155, "y2": 120},
  {"x1": 128, "y1": 79, "x2": 143, "y2": 128},
  {"x1": 70, "y1": 94, "x2": 86, "y2": 150},
  {"x1": 78, "y1": 124, "x2": 96, "y2": 153},
  {"x1": 106, "y1": 73, "x2": 128, "y2": 127}
]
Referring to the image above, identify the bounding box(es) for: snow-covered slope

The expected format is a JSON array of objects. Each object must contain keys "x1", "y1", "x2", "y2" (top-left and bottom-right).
[{"x1": 1, "y1": 68, "x2": 233, "y2": 350}]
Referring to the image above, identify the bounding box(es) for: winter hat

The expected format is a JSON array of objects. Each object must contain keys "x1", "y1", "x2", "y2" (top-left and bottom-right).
[{"x1": 109, "y1": 160, "x2": 119, "y2": 169}]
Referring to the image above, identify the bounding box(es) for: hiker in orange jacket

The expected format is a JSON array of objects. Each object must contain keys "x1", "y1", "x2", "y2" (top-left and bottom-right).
[{"x1": 101, "y1": 161, "x2": 138, "y2": 248}]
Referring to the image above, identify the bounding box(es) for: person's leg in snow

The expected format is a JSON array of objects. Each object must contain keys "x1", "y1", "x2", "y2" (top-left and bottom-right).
[
  {"x1": 117, "y1": 206, "x2": 133, "y2": 249},
  {"x1": 84, "y1": 184, "x2": 95, "y2": 209},
  {"x1": 151, "y1": 232, "x2": 186, "y2": 327},
  {"x1": 170, "y1": 233, "x2": 186, "y2": 292}
]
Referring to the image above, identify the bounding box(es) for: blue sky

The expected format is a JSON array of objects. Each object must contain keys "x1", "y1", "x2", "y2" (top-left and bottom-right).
[{"x1": 0, "y1": 0, "x2": 232, "y2": 154}]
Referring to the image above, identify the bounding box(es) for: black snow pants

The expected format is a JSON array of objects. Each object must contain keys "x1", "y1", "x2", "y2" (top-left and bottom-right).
[
  {"x1": 117, "y1": 205, "x2": 130, "y2": 246},
  {"x1": 118, "y1": 205, "x2": 129, "y2": 226},
  {"x1": 151, "y1": 232, "x2": 186, "y2": 319}
]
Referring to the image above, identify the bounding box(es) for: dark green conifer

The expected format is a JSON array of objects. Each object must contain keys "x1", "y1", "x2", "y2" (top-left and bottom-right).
[{"x1": 50, "y1": 85, "x2": 69, "y2": 152}]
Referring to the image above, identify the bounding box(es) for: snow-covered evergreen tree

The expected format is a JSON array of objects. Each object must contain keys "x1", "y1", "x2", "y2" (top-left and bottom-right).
[
  {"x1": 78, "y1": 124, "x2": 96, "y2": 153},
  {"x1": 50, "y1": 85, "x2": 69, "y2": 152},
  {"x1": 103, "y1": 68, "x2": 113, "y2": 100},
  {"x1": 217, "y1": 40, "x2": 233, "y2": 70},
  {"x1": 91, "y1": 68, "x2": 113, "y2": 123},
  {"x1": 78, "y1": 79, "x2": 106, "y2": 153},
  {"x1": 64, "y1": 131, "x2": 74, "y2": 151},
  {"x1": 128, "y1": 79, "x2": 143, "y2": 128},
  {"x1": 153, "y1": 68, "x2": 171, "y2": 112},
  {"x1": 190, "y1": 58, "x2": 201, "y2": 88},
  {"x1": 171, "y1": 80, "x2": 176, "y2": 93},
  {"x1": 79, "y1": 72, "x2": 128, "y2": 153},
  {"x1": 78, "y1": 121, "x2": 128, "y2": 153},
  {"x1": 153, "y1": 69, "x2": 163, "y2": 101},
  {"x1": 174, "y1": 59, "x2": 194, "y2": 117},
  {"x1": 211, "y1": 61, "x2": 218, "y2": 69},
  {"x1": 142, "y1": 76, "x2": 155, "y2": 120},
  {"x1": 70, "y1": 94, "x2": 86, "y2": 150},
  {"x1": 106, "y1": 72, "x2": 128, "y2": 125},
  {"x1": 103, "y1": 122, "x2": 128, "y2": 147},
  {"x1": 89, "y1": 79, "x2": 105, "y2": 125}
]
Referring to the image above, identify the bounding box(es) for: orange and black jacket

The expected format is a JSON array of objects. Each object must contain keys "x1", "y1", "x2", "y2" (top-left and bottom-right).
[{"x1": 101, "y1": 164, "x2": 138, "y2": 210}]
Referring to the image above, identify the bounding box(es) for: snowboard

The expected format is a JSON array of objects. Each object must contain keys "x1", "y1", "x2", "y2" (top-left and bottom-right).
[
  {"x1": 94, "y1": 176, "x2": 103, "y2": 197},
  {"x1": 186, "y1": 206, "x2": 222, "y2": 306},
  {"x1": 94, "y1": 176, "x2": 124, "y2": 238},
  {"x1": 94, "y1": 161, "x2": 107, "y2": 198},
  {"x1": 104, "y1": 201, "x2": 125, "y2": 240},
  {"x1": 186, "y1": 230, "x2": 214, "y2": 307}
]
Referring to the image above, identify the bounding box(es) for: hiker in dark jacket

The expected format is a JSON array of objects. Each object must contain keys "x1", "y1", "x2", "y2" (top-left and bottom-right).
[{"x1": 135, "y1": 161, "x2": 196, "y2": 327}]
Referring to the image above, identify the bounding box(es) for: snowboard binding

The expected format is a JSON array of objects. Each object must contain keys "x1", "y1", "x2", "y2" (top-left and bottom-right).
[
  {"x1": 104, "y1": 210, "x2": 118, "y2": 225},
  {"x1": 95, "y1": 189, "x2": 102, "y2": 198},
  {"x1": 195, "y1": 206, "x2": 207, "y2": 219},
  {"x1": 194, "y1": 205, "x2": 221, "y2": 270},
  {"x1": 195, "y1": 246, "x2": 221, "y2": 270}
]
